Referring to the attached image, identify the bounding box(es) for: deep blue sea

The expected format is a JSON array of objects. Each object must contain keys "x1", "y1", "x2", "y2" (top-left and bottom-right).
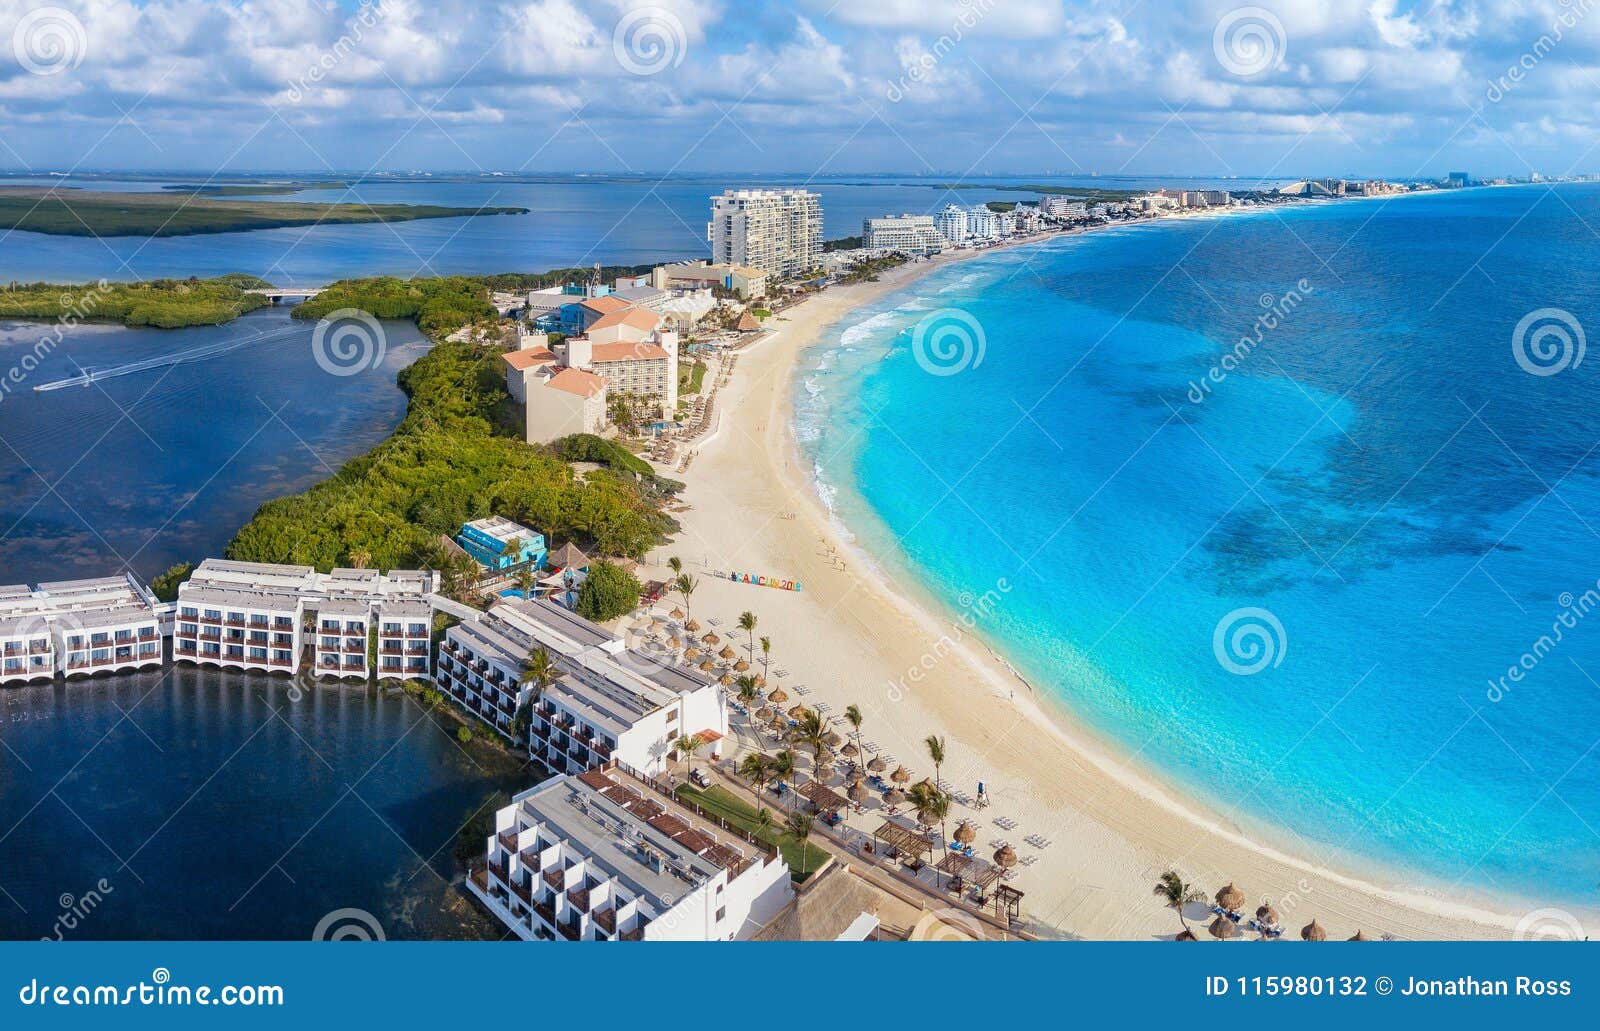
[{"x1": 796, "y1": 184, "x2": 1600, "y2": 908}]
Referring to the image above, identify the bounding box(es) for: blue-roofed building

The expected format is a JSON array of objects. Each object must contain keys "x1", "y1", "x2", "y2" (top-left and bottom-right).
[{"x1": 457, "y1": 517, "x2": 546, "y2": 571}]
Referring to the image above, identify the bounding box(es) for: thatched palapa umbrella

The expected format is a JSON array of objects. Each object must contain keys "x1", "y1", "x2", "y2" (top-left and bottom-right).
[
  {"x1": 1348, "y1": 930, "x2": 1371, "y2": 941},
  {"x1": 768, "y1": 687, "x2": 790, "y2": 705},
  {"x1": 1255, "y1": 902, "x2": 1280, "y2": 927},
  {"x1": 684, "y1": 647, "x2": 700, "y2": 660},
  {"x1": 993, "y1": 844, "x2": 1017, "y2": 869},
  {"x1": 1300, "y1": 919, "x2": 1327, "y2": 942},
  {"x1": 823, "y1": 731, "x2": 843, "y2": 749},
  {"x1": 685, "y1": 618, "x2": 701, "y2": 632},
  {"x1": 734, "y1": 659, "x2": 750, "y2": 672},
  {"x1": 890, "y1": 765, "x2": 911, "y2": 784},
  {"x1": 718, "y1": 645, "x2": 736, "y2": 660},
  {"x1": 867, "y1": 755, "x2": 887, "y2": 773},
  {"x1": 788, "y1": 704, "x2": 808, "y2": 719},
  {"x1": 718, "y1": 672, "x2": 733, "y2": 686},
  {"x1": 755, "y1": 706, "x2": 774, "y2": 723},
  {"x1": 670, "y1": 607, "x2": 684, "y2": 619},
  {"x1": 1208, "y1": 915, "x2": 1239, "y2": 940},
  {"x1": 841, "y1": 742, "x2": 859, "y2": 758},
  {"x1": 883, "y1": 788, "x2": 905, "y2": 808},
  {"x1": 702, "y1": 631, "x2": 720, "y2": 645},
  {"x1": 699, "y1": 659, "x2": 716, "y2": 672},
  {"x1": 847, "y1": 782, "x2": 869, "y2": 805},
  {"x1": 953, "y1": 820, "x2": 977, "y2": 845},
  {"x1": 1216, "y1": 883, "x2": 1246, "y2": 913},
  {"x1": 1175, "y1": 929, "x2": 1198, "y2": 942}
]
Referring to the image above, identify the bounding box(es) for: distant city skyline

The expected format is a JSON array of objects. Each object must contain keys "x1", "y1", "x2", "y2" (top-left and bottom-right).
[{"x1": 1, "y1": 1, "x2": 1596, "y2": 180}]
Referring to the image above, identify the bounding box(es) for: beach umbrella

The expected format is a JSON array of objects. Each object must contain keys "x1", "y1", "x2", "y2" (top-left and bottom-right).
[
  {"x1": 954, "y1": 820, "x2": 977, "y2": 845},
  {"x1": 867, "y1": 755, "x2": 887, "y2": 773},
  {"x1": 684, "y1": 647, "x2": 700, "y2": 660},
  {"x1": 883, "y1": 788, "x2": 905, "y2": 807},
  {"x1": 718, "y1": 645, "x2": 736, "y2": 660},
  {"x1": 993, "y1": 844, "x2": 1017, "y2": 869},
  {"x1": 823, "y1": 731, "x2": 843, "y2": 749},
  {"x1": 1300, "y1": 919, "x2": 1327, "y2": 942},
  {"x1": 670, "y1": 607, "x2": 684, "y2": 619},
  {"x1": 767, "y1": 709, "x2": 786, "y2": 726},
  {"x1": 718, "y1": 673, "x2": 733, "y2": 686},
  {"x1": 1215, "y1": 883, "x2": 1246, "y2": 912},
  {"x1": 768, "y1": 687, "x2": 790, "y2": 704},
  {"x1": 788, "y1": 704, "x2": 808, "y2": 719},
  {"x1": 916, "y1": 777, "x2": 936, "y2": 793},
  {"x1": 754, "y1": 674, "x2": 766, "y2": 687},
  {"x1": 685, "y1": 618, "x2": 701, "y2": 632},
  {"x1": 755, "y1": 706, "x2": 774, "y2": 722},
  {"x1": 848, "y1": 782, "x2": 869, "y2": 804},
  {"x1": 668, "y1": 635, "x2": 682, "y2": 648},
  {"x1": 734, "y1": 659, "x2": 750, "y2": 672},
  {"x1": 1208, "y1": 915, "x2": 1239, "y2": 940},
  {"x1": 841, "y1": 742, "x2": 859, "y2": 758},
  {"x1": 1255, "y1": 902, "x2": 1280, "y2": 926},
  {"x1": 890, "y1": 765, "x2": 911, "y2": 784},
  {"x1": 1175, "y1": 929, "x2": 1198, "y2": 942},
  {"x1": 1347, "y1": 930, "x2": 1371, "y2": 941},
  {"x1": 702, "y1": 632, "x2": 720, "y2": 645},
  {"x1": 699, "y1": 659, "x2": 716, "y2": 672}
]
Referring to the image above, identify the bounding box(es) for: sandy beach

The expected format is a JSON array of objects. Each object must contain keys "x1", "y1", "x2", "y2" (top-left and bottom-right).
[{"x1": 646, "y1": 239, "x2": 1551, "y2": 942}]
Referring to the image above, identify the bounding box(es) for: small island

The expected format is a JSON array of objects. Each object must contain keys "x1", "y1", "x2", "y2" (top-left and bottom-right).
[{"x1": 0, "y1": 186, "x2": 528, "y2": 238}]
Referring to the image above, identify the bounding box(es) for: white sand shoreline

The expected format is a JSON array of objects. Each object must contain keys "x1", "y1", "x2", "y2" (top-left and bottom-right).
[{"x1": 653, "y1": 224, "x2": 1591, "y2": 941}]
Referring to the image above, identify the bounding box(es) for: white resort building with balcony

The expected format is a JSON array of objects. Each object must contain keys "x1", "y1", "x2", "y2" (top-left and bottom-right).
[
  {"x1": 1, "y1": 575, "x2": 161, "y2": 685},
  {"x1": 175, "y1": 559, "x2": 436, "y2": 680},
  {"x1": 436, "y1": 598, "x2": 726, "y2": 776},
  {"x1": 468, "y1": 763, "x2": 792, "y2": 941}
]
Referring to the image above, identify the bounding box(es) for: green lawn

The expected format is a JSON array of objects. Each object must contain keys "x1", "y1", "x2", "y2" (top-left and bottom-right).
[
  {"x1": 675, "y1": 782, "x2": 829, "y2": 882},
  {"x1": 678, "y1": 359, "x2": 707, "y2": 395}
]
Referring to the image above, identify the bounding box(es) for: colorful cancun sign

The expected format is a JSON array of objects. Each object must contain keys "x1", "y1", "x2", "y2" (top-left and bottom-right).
[{"x1": 729, "y1": 571, "x2": 802, "y2": 592}]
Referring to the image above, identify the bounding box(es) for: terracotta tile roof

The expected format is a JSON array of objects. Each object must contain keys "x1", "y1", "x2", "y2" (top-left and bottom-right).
[
  {"x1": 587, "y1": 307, "x2": 661, "y2": 334},
  {"x1": 543, "y1": 368, "x2": 607, "y2": 398},
  {"x1": 579, "y1": 295, "x2": 630, "y2": 315},
  {"x1": 501, "y1": 348, "x2": 557, "y2": 371},
  {"x1": 590, "y1": 341, "x2": 670, "y2": 363}
]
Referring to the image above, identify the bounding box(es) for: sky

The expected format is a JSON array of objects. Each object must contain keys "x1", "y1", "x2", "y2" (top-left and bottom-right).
[{"x1": 1, "y1": 0, "x2": 1598, "y2": 180}]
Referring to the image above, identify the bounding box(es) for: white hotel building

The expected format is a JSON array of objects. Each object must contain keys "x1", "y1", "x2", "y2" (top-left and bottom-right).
[
  {"x1": 708, "y1": 189, "x2": 823, "y2": 278},
  {"x1": 1, "y1": 575, "x2": 161, "y2": 686},
  {"x1": 862, "y1": 214, "x2": 944, "y2": 256},
  {"x1": 436, "y1": 598, "x2": 726, "y2": 777},
  {"x1": 469, "y1": 763, "x2": 792, "y2": 941},
  {"x1": 176, "y1": 559, "x2": 435, "y2": 680}
]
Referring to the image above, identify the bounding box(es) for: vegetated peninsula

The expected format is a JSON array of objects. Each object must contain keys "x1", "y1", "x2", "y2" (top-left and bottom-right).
[
  {"x1": 0, "y1": 186, "x2": 528, "y2": 237},
  {"x1": 0, "y1": 274, "x2": 273, "y2": 328},
  {"x1": 224, "y1": 276, "x2": 681, "y2": 573}
]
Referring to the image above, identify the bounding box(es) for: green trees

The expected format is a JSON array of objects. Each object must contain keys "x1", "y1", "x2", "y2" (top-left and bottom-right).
[
  {"x1": 738, "y1": 610, "x2": 757, "y2": 661},
  {"x1": 1152, "y1": 870, "x2": 1207, "y2": 935},
  {"x1": 575, "y1": 561, "x2": 642, "y2": 622},
  {"x1": 149, "y1": 562, "x2": 195, "y2": 602},
  {"x1": 0, "y1": 275, "x2": 272, "y2": 328},
  {"x1": 291, "y1": 276, "x2": 497, "y2": 336}
]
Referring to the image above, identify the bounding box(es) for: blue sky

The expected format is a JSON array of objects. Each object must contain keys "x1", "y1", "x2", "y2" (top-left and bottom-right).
[{"x1": 1, "y1": 0, "x2": 1597, "y2": 179}]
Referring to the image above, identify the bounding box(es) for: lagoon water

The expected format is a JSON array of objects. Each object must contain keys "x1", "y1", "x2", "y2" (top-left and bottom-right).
[{"x1": 797, "y1": 185, "x2": 1600, "y2": 905}]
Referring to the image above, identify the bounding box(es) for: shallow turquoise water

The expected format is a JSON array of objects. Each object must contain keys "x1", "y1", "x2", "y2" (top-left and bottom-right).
[{"x1": 797, "y1": 186, "x2": 1600, "y2": 905}]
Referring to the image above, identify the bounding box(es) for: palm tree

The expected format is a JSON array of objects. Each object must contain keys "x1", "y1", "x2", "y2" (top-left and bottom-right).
[
  {"x1": 909, "y1": 780, "x2": 950, "y2": 838},
  {"x1": 513, "y1": 565, "x2": 536, "y2": 600},
  {"x1": 758, "y1": 635, "x2": 771, "y2": 682},
  {"x1": 754, "y1": 806, "x2": 775, "y2": 839},
  {"x1": 348, "y1": 548, "x2": 371, "y2": 570},
  {"x1": 738, "y1": 610, "x2": 757, "y2": 660},
  {"x1": 1152, "y1": 870, "x2": 1207, "y2": 936},
  {"x1": 675, "y1": 732, "x2": 703, "y2": 778},
  {"x1": 519, "y1": 647, "x2": 560, "y2": 703},
  {"x1": 785, "y1": 811, "x2": 816, "y2": 875},
  {"x1": 924, "y1": 733, "x2": 949, "y2": 849},
  {"x1": 675, "y1": 574, "x2": 697, "y2": 624},
  {"x1": 771, "y1": 749, "x2": 797, "y2": 810},
  {"x1": 790, "y1": 709, "x2": 827, "y2": 771},
  {"x1": 734, "y1": 673, "x2": 760, "y2": 714},
  {"x1": 500, "y1": 537, "x2": 523, "y2": 570},
  {"x1": 739, "y1": 751, "x2": 773, "y2": 797},
  {"x1": 667, "y1": 555, "x2": 683, "y2": 578},
  {"x1": 844, "y1": 704, "x2": 865, "y2": 767}
]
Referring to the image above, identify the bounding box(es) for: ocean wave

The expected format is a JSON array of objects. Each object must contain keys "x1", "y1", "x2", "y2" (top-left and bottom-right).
[
  {"x1": 838, "y1": 310, "x2": 898, "y2": 348},
  {"x1": 810, "y1": 464, "x2": 856, "y2": 543}
]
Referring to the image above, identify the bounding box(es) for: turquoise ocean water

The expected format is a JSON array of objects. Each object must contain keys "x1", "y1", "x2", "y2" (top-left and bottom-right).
[{"x1": 796, "y1": 185, "x2": 1600, "y2": 907}]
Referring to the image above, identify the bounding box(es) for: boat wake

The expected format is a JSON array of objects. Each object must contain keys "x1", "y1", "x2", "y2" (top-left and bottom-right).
[{"x1": 32, "y1": 322, "x2": 304, "y2": 392}]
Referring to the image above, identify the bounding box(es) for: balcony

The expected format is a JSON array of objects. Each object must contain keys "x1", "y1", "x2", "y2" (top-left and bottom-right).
[
  {"x1": 510, "y1": 879, "x2": 533, "y2": 905},
  {"x1": 557, "y1": 920, "x2": 581, "y2": 942},
  {"x1": 542, "y1": 867, "x2": 565, "y2": 891},
  {"x1": 533, "y1": 900, "x2": 556, "y2": 927},
  {"x1": 497, "y1": 830, "x2": 519, "y2": 854},
  {"x1": 592, "y1": 908, "x2": 616, "y2": 934},
  {"x1": 566, "y1": 885, "x2": 592, "y2": 912},
  {"x1": 619, "y1": 925, "x2": 644, "y2": 942},
  {"x1": 406, "y1": 630, "x2": 429, "y2": 640}
]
